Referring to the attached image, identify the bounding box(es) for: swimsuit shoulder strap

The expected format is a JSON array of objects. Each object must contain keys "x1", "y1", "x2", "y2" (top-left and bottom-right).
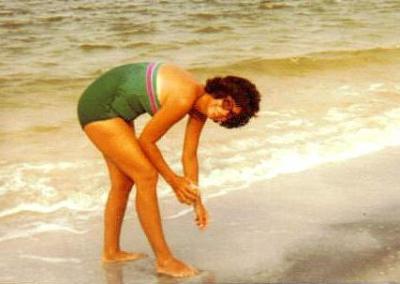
[{"x1": 145, "y1": 62, "x2": 162, "y2": 114}]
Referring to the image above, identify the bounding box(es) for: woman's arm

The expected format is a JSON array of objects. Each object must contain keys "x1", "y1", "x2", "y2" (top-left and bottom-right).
[
  {"x1": 182, "y1": 111, "x2": 207, "y2": 185},
  {"x1": 182, "y1": 111, "x2": 209, "y2": 229},
  {"x1": 138, "y1": 86, "x2": 199, "y2": 205}
]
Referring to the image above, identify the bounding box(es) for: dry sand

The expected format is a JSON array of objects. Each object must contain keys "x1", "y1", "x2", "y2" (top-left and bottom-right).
[{"x1": 1, "y1": 147, "x2": 400, "y2": 283}]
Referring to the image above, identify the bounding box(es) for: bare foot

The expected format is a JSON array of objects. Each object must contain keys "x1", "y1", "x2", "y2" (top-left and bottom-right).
[
  {"x1": 102, "y1": 251, "x2": 147, "y2": 263},
  {"x1": 156, "y1": 257, "x2": 199, "y2": 278}
]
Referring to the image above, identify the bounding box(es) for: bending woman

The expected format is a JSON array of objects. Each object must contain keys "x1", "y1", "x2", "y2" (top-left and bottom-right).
[{"x1": 77, "y1": 62, "x2": 260, "y2": 277}]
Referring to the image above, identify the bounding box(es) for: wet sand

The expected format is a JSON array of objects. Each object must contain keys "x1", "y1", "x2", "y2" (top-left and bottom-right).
[{"x1": 1, "y1": 147, "x2": 400, "y2": 283}]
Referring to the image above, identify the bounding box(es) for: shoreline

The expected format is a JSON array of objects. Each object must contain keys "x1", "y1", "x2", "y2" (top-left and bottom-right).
[{"x1": 1, "y1": 147, "x2": 400, "y2": 283}]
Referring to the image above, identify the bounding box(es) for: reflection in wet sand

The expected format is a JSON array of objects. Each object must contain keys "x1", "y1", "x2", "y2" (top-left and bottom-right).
[{"x1": 102, "y1": 261, "x2": 216, "y2": 284}]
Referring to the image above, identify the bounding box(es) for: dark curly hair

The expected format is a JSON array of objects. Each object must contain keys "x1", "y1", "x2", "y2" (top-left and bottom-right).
[{"x1": 205, "y1": 75, "x2": 261, "y2": 128}]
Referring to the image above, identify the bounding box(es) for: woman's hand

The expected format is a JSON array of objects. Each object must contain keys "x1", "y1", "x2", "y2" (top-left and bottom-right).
[
  {"x1": 171, "y1": 176, "x2": 199, "y2": 205},
  {"x1": 194, "y1": 201, "x2": 209, "y2": 230}
]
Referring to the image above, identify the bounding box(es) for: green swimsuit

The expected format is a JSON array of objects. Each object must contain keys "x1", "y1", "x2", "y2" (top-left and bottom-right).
[{"x1": 77, "y1": 62, "x2": 162, "y2": 128}]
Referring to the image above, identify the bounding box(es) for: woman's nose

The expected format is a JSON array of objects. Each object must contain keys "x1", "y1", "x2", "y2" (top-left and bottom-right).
[{"x1": 220, "y1": 108, "x2": 229, "y2": 116}]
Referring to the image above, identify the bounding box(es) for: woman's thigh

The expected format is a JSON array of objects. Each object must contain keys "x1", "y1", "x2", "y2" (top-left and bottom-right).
[{"x1": 84, "y1": 118, "x2": 156, "y2": 181}]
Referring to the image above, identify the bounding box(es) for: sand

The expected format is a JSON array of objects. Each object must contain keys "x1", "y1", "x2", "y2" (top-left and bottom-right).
[{"x1": 1, "y1": 147, "x2": 400, "y2": 283}]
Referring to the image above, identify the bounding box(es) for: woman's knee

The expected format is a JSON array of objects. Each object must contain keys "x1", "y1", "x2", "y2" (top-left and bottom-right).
[{"x1": 134, "y1": 166, "x2": 158, "y2": 186}]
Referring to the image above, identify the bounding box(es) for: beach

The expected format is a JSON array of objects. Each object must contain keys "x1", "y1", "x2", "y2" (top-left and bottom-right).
[
  {"x1": 1, "y1": 147, "x2": 400, "y2": 283},
  {"x1": 1, "y1": 0, "x2": 400, "y2": 283}
]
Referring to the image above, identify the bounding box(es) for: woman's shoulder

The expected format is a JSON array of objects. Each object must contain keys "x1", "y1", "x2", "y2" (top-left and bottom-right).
[
  {"x1": 159, "y1": 63, "x2": 196, "y2": 83},
  {"x1": 158, "y1": 63, "x2": 203, "y2": 101}
]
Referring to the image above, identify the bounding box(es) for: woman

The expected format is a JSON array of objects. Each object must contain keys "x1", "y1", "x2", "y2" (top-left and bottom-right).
[{"x1": 77, "y1": 62, "x2": 260, "y2": 277}]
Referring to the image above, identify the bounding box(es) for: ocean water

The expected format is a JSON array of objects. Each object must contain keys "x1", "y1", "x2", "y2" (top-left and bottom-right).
[{"x1": 1, "y1": 0, "x2": 400, "y2": 242}]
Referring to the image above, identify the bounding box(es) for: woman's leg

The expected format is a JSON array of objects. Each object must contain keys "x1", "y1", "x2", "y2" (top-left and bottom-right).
[
  {"x1": 102, "y1": 155, "x2": 147, "y2": 262},
  {"x1": 84, "y1": 118, "x2": 197, "y2": 277}
]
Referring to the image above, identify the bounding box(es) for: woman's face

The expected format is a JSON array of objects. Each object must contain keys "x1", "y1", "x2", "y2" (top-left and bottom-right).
[{"x1": 207, "y1": 96, "x2": 241, "y2": 123}]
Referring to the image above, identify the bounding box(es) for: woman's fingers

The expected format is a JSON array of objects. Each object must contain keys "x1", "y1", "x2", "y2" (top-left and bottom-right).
[
  {"x1": 176, "y1": 191, "x2": 194, "y2": 205},
  {"x1": 184, "y1": 182, "x2": 199, "y2": 197},
  {"x1": 194, "y1": 209, "x2": 208, "y2": 230},
  {"x1": 176, "y1": 192, "x2": 187, "y2": 204},
  {"x1": 204, "y1": 212, "x2": 209, "y2": 227},
  {"x1": 173, "y1": 177, "x2": 199, "y2": 205},
  {"x1": 202, "y1": 213, "x2": 207, "y2": 228},
  {"x1": 178, "y1": 186, "x2": 197, "y2": 205},
  {"x1": 182, "y1": 188, "x2": 198, "y2": 203}
]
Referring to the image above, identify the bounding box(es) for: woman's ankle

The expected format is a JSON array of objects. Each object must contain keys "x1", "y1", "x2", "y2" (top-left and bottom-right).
[
  {"x1": 103, "y1": 248, "x2": 120, "y2": 256},
  {"x1": 156, "y1": 254, "x2": 175, "y2": 266}
]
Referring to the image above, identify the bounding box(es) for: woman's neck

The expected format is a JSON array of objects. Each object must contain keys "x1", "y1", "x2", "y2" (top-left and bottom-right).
[{"x1": 193, "y1": 91, "x2": 213, "y2": 116}]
